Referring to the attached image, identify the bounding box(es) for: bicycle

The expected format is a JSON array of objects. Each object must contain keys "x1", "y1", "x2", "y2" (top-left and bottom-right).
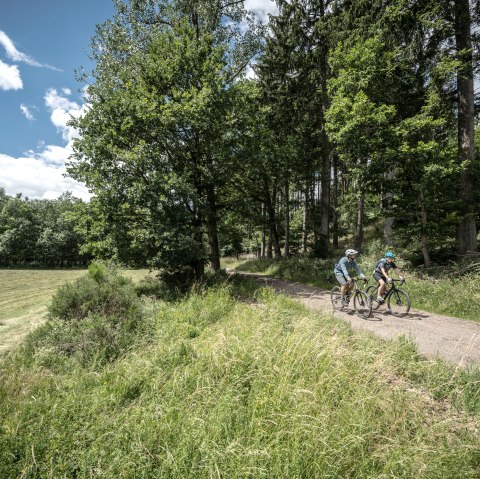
[
  {"x1": 366, "y1": 278, "x2": 411, "y2": 317},
  {"x1": 331, "y1": 278, "x2": 372, "y2": 319}
]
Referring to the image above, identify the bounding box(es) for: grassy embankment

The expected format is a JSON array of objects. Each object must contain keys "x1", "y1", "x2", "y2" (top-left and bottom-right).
[
  {"x1": 223, "y1": 256, "x2": 480, "y2": 322},
  {"x1": 0, "y1": 268, "x2": 151, "y2": 354},
  {"x1": 0, "y1": 265, "x2": 479, "y2": 478}
]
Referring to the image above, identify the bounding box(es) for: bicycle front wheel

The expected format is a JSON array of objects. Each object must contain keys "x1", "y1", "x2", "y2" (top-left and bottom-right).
[
  {"x1": 366, "y1": 285, "x2": 381, "y2": 310},
  {"x1": 331, "y1": 286, "x2": 344, "y2": 311},
  {"x1": 353, "y1": 291, "x2": 372, "y2": 319},
  {"x1": 387, "y1": 289, "x2": 411, "y2": 317}
]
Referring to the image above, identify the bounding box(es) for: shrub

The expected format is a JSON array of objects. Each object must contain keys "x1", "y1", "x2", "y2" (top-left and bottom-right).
[
  {"x1": 26, "y1": 261, "x2": 149, "y2": 368},
  {"x1": 48, "y1": 261, "x2": 142, "y2": 323}
]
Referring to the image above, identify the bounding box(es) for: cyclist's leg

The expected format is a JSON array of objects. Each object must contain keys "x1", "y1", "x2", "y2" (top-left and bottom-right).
[
  {"x1": 336, "y1": 274, "x2": 350, "y2": 302},
  {"x1": 373, "y1": 273, "x2": 386, "y2": 301}
]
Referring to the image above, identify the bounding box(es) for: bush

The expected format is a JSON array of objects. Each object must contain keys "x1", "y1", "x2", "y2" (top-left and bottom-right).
[
  {"x1": 48, "y1": 261, "x2": 142, "y2": 323},
  {"x1": 25, "y1": 261, "x2": 149, "y2": 368}
]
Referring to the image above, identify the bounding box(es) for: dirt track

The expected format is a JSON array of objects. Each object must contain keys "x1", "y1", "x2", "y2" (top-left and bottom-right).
[{"x1": 234, "y1": 271, "x2": 480, "y2": 367}]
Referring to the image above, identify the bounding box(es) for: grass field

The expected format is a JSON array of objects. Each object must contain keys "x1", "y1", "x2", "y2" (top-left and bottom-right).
[
  {"x1": 0, "y1": 268, "x2": 152, "y2": 354},
  {"x1": 0, "y1": 273, "x2": 479, "y2": 478}
]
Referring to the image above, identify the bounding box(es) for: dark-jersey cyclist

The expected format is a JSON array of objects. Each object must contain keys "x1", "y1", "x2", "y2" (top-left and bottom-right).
[
  {"x1": 334, "y1": 249, "x2": 366, "y2": 305},
  {"x1": 373, "y1": 251, "x2": 404, "y2": 303}
]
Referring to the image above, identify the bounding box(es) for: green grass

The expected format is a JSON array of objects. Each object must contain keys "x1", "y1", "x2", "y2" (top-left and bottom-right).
[
  {"x1": 225, "y1": 257, "x2": 480, "y2": 322},
  {"x1": 0, "y1": 279, "x2": 479, "y2": 478}
]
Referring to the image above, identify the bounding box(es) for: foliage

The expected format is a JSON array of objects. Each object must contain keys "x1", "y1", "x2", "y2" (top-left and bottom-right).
[
  {"x1": 0, "y1": 191, "x2": 90, "y2": 267},
  {"x1": 48, "y1": 261, "x2": 142, "y2": 323}
]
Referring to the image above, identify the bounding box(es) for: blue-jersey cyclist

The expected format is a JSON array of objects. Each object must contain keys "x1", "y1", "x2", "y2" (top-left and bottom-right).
[
  {"x1": 334, "y1": 249, "x2": 366, "y2": 305},
  {"x1": 373, "y1": 251, "x2": 405, "y2": 303}
]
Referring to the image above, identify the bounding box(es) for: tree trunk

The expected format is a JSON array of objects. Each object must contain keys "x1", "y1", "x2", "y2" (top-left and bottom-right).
[
  {"x1": 261, "y1": 202, "x2": 266, "y2": 259},
  {"x1": 284, "y1": 178, "x2": 290, "y2": 257},
  {"x1": 418, "y1": 191, "x2": 431, "y2": 268},
  {"x1": 317, "y1": 0, "x2": 330, "y2": 258},
  {"x1": 383, "y1": 170, "x2": 395, "y2": 246},
  {"x1": 354, "y1": 192, "x2": 365, "y2": 251},
  {"x1": 206, "y1": 184, "x2": 220, "y2": 271},
  {"x1": 302, "y1": 186, "x2": 309, "y2": 254},
  {"x1": 265, "y1": 182, "x2": 282, "y2": 258},
  {"x1": 454, "y1": 0, "x2": 477, "y2": 255},
  {"x1": 332, "y1": 154, "x2": 339, "y2": 249}
]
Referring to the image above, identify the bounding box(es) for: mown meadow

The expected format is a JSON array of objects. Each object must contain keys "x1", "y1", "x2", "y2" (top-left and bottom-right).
[{"x1": 0, "y1": 263, "x2": 479, "y2": 478}]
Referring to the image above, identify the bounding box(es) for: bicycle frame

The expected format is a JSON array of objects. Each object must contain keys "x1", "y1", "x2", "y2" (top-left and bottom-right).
[{"x1": 367, "y1": 279, "x2": 411, "y2": 317}]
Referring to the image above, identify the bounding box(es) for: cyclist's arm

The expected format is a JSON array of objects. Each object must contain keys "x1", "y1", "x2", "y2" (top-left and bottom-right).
[
  {"x1": 394, "y1": 268, "x2": 405, "y2": 280},
  {"x1": 353, "y1": 262, "x2": 365, "y2": 278},
  {"x1": 339, "y1": 258, "x2": 351, "y2": 280}
]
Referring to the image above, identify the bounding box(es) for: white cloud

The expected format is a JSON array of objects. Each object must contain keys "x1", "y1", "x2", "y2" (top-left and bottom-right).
[
  {"x1": 0, "y1": 30, "x2": 62, "y2": 71},
  {"x1": 62, "y1": 87, "x2": 72, "y2": 95},
  {"x1": 0, "y1": 152, "x2": 91, "y2": 201},
  {"x1": 27, "y1": 144, "x2": 72, "y2": 166},
  {"x1": 245, "y1": 0, "x2": 278, "y2": 23},
  {"x1": 0, "y1": 87, "x2": 92, "y2": 200},
  {"x1": 0, "y1": 59, "x2": 22, "y2": 90},
  {"x1": 245, "y1": 64, "x2": 256, "y2": 79},
  {"x1": 20, "y1": 104, "x2": 35, "y2": 121},
  {"x1": 44, "y1": 88, "x2": 83, "y2": 142}
]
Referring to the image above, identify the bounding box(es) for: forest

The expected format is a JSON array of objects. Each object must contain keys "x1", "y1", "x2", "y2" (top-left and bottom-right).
[{"x1": 1, "y1": 0, "x2": 479, "y2": 279}]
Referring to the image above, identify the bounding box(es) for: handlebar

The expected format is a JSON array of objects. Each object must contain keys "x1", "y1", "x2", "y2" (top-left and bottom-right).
[{"x1": 351, "y1": 277, "x2": 369, "y2": 284}]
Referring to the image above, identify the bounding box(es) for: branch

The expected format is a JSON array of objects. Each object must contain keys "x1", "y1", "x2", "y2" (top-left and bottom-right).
[
  {"x1": 221, "y1": 0, "x2": 244, "y2": 9},
  {"x1": 144, "y1": 17, "x2": 173, "y2": 28},
  {"x1": 225, "y1": 56, "x2": 256, "y2": 84}
]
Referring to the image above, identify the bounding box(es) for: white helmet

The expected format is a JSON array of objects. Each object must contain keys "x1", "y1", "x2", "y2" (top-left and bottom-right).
[{"x1": 345, "y1": 249, "x2": 359, "y2": 256}]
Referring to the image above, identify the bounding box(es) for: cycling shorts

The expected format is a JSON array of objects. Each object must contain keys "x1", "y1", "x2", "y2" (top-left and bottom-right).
[
  {"x1": 335, "y1": 273, "x2": 349, "y2": 285},
  {"x1": 373, "y1": 272, "x2": 387, "y2": 283}
]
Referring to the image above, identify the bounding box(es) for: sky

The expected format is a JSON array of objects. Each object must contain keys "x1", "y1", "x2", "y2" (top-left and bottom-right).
[{"x1": 0, "y1": 0, "x2": 278, "y2": 201}]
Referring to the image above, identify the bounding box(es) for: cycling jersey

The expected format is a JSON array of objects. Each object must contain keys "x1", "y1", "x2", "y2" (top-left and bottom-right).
[
  {"x1": 374, "y1": 258, "x2": 397, "y2": 276},
  {"x1": 334, "y1": 257, "x2": 364, "y2": 279}
]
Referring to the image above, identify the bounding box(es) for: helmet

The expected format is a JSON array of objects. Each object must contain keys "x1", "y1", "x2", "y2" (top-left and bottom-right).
[
  {"x1": 345, "y1": 249, "x2": 359, "y2": 256},
  {"x1": 384, "y1": 251, "x2": 396, "y2": 258}
]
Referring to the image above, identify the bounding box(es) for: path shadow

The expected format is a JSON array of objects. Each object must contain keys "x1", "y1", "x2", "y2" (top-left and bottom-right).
[
  {"x1": 402, "y1": 311, "x2": 429, "y2": 320},
  {"x1": 374, "y1": 309, "x2": 427, "y2": 321}
]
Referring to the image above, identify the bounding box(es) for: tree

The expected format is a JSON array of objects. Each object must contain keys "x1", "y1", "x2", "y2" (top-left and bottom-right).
[
  {"x1": 257, "y1": 0, "x2": 332, "y2": 257},
  {"x1": 454, "y1": 0, "x2": 477, "y2": 255},
  {"x1": 68, "y1": 0, "x2": 263, "y2": 279}
]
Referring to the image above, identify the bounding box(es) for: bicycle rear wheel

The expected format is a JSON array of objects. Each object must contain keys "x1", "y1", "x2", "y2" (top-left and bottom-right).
[
  {"x1": 366, "y1": 285, "x2": 381, "y2": 310},
  {"x1": 387, "y1": 289, "x2": 411, "y2": 317},
  {"x1": 353, "y1": 290, "x2": 372, "y2": 319},
  {"x1": 331, "y1": 286, "x2": 344, "y2": 311}
]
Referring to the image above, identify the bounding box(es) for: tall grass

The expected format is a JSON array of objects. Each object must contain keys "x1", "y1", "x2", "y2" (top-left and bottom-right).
[{"x1": 1, "y1": 276, "x2": 479, "y2": 478}]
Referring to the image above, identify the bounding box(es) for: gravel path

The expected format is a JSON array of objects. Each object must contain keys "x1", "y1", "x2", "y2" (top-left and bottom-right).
[{"x1": 234, "y1": 271, "x2": 480, "y2": 367}]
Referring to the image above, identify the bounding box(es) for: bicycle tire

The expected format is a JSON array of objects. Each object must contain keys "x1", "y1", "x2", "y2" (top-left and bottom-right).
[
  {"x1": 330, "y1": 286, "x2": 344, "y2": 311},
  {"x1": 387, "y1": 288, "x2": 411, "y2": 317},
  {"x1": 366, "y1": 285, "x2": 381, "y2": 310},
  {"x1": 353, "y1": 290, "x2": 372, "y2": 319}
]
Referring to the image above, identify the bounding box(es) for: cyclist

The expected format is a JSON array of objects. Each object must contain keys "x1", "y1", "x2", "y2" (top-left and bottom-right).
[
  {"x1": 373, "y1": 251, "x2": 405, "y2": 303},
  {"x1": 334, "y1": 249, "x2": 367, "y2": 305}
]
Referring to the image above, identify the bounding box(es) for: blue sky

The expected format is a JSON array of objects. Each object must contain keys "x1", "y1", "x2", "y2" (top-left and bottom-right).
[{"x1": 0, "y1": 0, "x2": 277, "y2": 201}]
